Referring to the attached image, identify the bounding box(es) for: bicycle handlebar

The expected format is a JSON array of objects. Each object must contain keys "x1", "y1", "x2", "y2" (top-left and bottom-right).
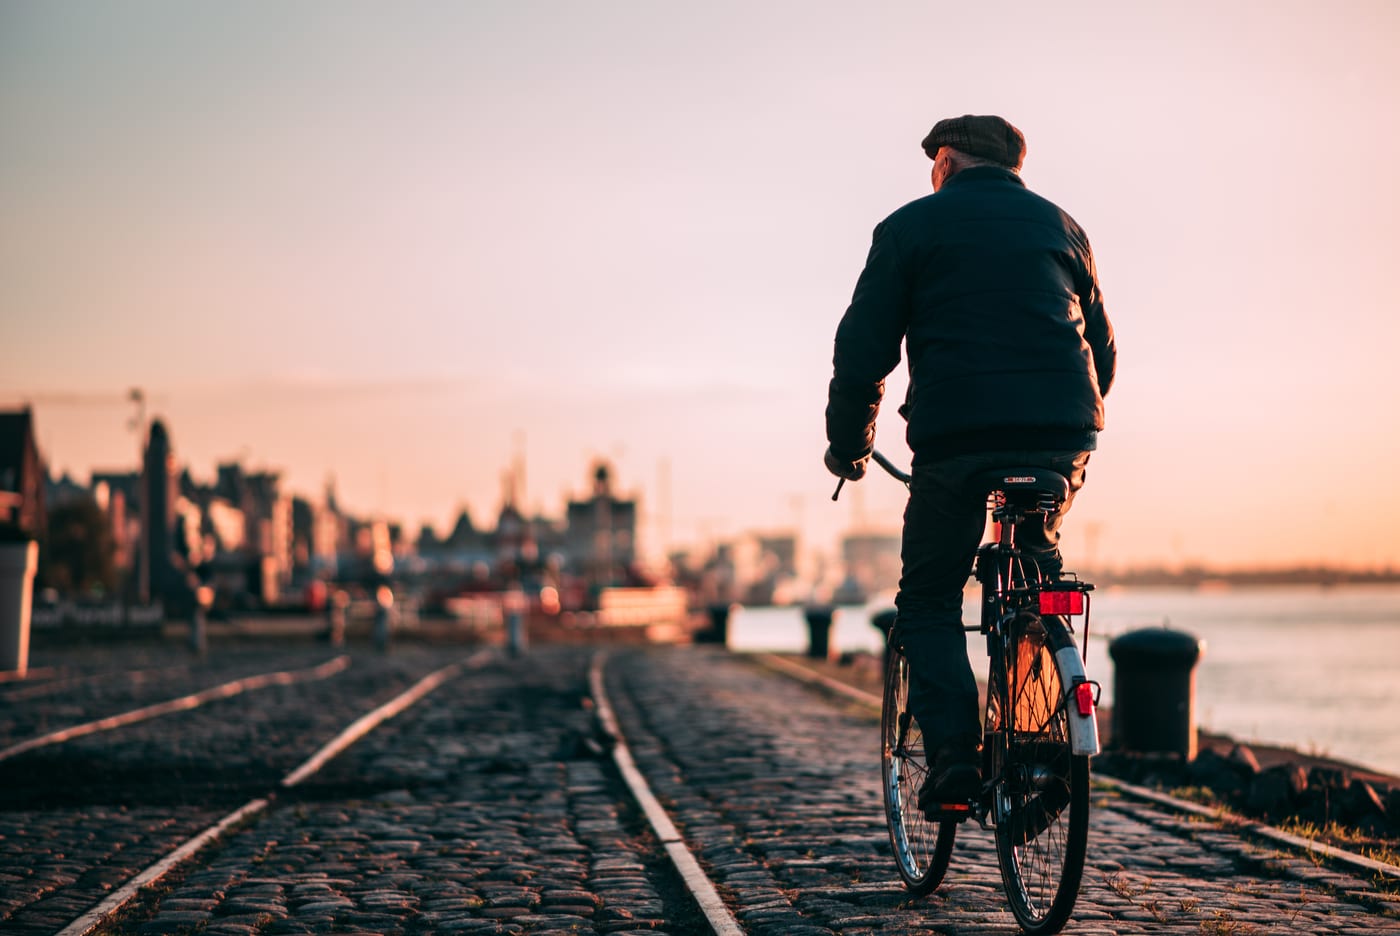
[
  {"x1": 831, "y1": 449, "x2": 911, "y2": 501},
  {"x1": 871, "y1": 450, "x2": 912, "y2": 485}
]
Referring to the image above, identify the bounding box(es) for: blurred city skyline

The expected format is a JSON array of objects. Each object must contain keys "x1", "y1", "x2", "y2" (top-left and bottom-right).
[{"x1": 4, "y1": 1, "x2": 1399, "y2": 568}]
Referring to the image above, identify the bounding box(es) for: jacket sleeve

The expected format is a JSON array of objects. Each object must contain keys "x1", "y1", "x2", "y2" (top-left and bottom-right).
[
  {"x1": 826, "y1": 220, "x2": 910, "y2": 458},
  {"x1": 1077, "y1": 241, "x2": 1116, "y2": 399}
]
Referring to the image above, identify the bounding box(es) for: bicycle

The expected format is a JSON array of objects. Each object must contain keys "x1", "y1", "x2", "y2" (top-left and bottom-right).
[{"x1": 837, "y1": 450, "x2": 1100, "y2": 934}]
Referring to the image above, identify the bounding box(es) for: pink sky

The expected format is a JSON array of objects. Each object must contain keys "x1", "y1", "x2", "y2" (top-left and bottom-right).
[{"x1": 3, "y1": 1, "x2": 1398, "y2": 568}]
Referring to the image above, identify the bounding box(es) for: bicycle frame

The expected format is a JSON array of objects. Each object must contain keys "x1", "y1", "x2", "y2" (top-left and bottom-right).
[
  {"x1": 863, "y1": 449, "x2": 1098, "y2": 931},
  {"x1": 985, "y1": 499, "x2": 1104, "y2": 805},
  {"x1": 859, "y1": 454, "x2": 1099, "y2": 828}
]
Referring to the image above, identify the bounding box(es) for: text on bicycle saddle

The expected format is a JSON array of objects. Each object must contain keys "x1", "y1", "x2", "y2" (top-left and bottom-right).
[{"x1": 969, "y1": 467, "x2": 1071, "y2": 505}]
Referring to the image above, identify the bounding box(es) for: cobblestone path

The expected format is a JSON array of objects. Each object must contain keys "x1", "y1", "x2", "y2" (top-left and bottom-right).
[
  {"x1": 0, "y1": 643, "x2": 460, "y2": 934},
  {"x1": 606, "y1": 646, "x2": 1400, "y2": 935},
  {"x1": 140, "y1": 645, "x2": 701, "y2": 936},
  {"x1": 2, "y1": 639, "x2": 1398, "y2": 934}
]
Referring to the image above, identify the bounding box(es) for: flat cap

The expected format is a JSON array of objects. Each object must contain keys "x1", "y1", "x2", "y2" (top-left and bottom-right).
[{"x1": 921, "y1": 114, "x2": 1026, "y2": 170}]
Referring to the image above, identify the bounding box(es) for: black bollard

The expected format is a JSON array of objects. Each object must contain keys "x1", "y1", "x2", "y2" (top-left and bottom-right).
[
  {"x1": 190, "y1": 585, "x2": 212, "y2": 658},
  {"x1": 696, "y1": 603, "x2": 732, "y2": 645},
  {"x1": 504, "y1": 587, "x2": 528, "y2": 657},
  {"x1": 326, "y1": 589, "x2": 348, "y2": 647},
  {"x1": 803, "y1": 605, "x2": 838, "y2": 661},
  {"x1": 1108, "y1": 627, "x2": 1205, "y2": 760},
  {"x1": 373, "y1": 586, "x2": 393, "y2": 653}
]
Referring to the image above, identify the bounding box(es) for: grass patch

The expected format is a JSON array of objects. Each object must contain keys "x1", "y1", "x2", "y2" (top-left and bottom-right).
[
  {"x1": 1276, "y1": 818, "x2": 1400, "y2": 870},
  {"x1": 1166, "y1": 785, "x2": 1224, "y2": 807},
  {"x1": 1198, "y1": 910, "x2": 1260, "y2": 935}
]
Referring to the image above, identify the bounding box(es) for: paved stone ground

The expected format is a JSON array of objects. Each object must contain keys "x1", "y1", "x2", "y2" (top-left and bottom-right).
[
  {"x1": 2, "y1": 638, "x2": 1399, "y2": 934},
  {"x1": 0, "y1": 645, "x2": 342, "y2": 747},
  {"x1": 0, "y1": 641, "x2": 471, "y2": 933},
  {"x1": 606, "y1": 647, "x2": 1400, "y2": 935},
  {"x1": 133, "y1": 646, "x2": 701, "y2": 936}
]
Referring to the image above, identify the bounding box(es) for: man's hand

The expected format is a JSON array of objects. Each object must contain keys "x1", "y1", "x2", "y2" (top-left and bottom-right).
[{"x1": 824, "y1": 446, "x2": 869, "y2": 481}]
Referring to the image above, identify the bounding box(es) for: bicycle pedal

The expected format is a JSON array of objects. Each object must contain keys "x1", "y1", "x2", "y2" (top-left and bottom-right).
[{"x1": 923, "y1": 801, "x2": 972, "y2": 822}]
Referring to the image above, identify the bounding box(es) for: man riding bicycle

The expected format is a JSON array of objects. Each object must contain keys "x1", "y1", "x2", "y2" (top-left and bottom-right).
[{"x1": 824, "y1": 114, "x2": 1116, "y2": 814}]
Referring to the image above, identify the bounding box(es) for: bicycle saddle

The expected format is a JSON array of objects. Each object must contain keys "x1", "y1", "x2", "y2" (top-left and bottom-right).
[{"x1": 971, "y1": 467, "x2": 1070, "y2": 509}]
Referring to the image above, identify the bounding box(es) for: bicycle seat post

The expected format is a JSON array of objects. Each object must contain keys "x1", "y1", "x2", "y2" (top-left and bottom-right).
[{"x1": 990, "y1": 495, "x2": 1021, "y2": 552}]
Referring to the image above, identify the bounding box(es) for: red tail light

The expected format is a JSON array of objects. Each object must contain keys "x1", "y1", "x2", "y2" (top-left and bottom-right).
[
  {"x1": 1039, "y1": 590, "x2": 1085, "y2": 615},
  {"x1": 1075, "y1": 682, "x2": 1095, "y2": 717}
]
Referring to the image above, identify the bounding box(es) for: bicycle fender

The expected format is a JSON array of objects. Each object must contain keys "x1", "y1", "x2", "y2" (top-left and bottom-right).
[{"x1": 1055, "y1": 646, "x2": 1101, "y2": 756}]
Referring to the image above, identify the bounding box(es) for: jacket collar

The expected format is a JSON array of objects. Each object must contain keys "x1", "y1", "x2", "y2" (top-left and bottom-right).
[{"x1": 942, "y1": 166, "x2": 1025, "y2": 189}]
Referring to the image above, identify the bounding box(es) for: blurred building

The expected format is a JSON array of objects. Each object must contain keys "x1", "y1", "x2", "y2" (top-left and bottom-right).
[
  {"x1": 445, "y1": 506, "x2": 485, "y2": 554},
  {"x1": 139, "y1": 419, "x2": 180, "y2": 604},
  {"x1": 170, "y1": 460, "x2": 299, "y2": 604},
  {"x1": 0, "y1": 408, "x2": 47, "y2": 540},
  {"x1": 91, "y1": 470, "x2": 140, "y2": 580},
  {"x1": 840, "y1": 530, "x2": 902, "y2": 603},
  {"x1": 564, "y1": 462, "x2": 637, "y2": 585},
  {"x1": 46, "y1": 472, "x2": 88, "y2": 510},
  {"x1": 291, "y1": 495, "x2": 340, "y2": 578},
  {"x1": 693, "y1": 531, "x2": 803, "y2": 607},
  {"x1": 757, "y1": 533, "x2": 798, "y2": 579},
  {"x1": 69, "y1": 420, "x2": 344, "y2": 608}
]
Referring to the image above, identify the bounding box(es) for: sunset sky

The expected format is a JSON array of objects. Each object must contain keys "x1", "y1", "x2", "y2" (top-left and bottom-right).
[{"x1": 3, "y1": 1, "x2": 1398, "y2": 569}]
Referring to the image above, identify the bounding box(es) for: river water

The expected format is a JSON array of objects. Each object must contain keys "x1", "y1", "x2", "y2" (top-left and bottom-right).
[{"x1": 728, "y1": 585, "x2": 1400, "y2": 778}]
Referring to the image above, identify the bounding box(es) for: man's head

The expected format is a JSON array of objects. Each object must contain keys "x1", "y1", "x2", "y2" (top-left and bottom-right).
[{"x1": 922, "y1": 114, "x2": 1025, "y2": 190}]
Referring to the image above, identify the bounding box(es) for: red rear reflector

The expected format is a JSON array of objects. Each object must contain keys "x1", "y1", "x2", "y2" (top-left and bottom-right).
[
  {"x1": 1075, "y1": 682, "x2": 1095, "y2": 717},
  {"x1": 1039, "y1": 590, "x2": 1085, "y2": 615}
]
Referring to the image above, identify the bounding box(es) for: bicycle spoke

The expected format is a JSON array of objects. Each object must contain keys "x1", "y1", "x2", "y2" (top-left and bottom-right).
[
  {"x1": 883, "y1": 648, "x2": 956, "y2": 895},
  {"x1": 996, "y1": 615, "x2": 1089, "y2": 934}
]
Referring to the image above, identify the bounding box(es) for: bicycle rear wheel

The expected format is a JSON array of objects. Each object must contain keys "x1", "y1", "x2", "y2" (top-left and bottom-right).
[
  {"x1": 992, "y1": 613, "x2": 1089, "y2": 934},
  {"x1": 881, "y1": 642, "x2": 957, "y2": 895}
]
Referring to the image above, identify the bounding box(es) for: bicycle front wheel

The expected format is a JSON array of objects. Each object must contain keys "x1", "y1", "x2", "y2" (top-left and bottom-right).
[
  {"x1": 993, "y1": 613, "x2": 1089, "y2": 934},
  {"x1": 881, "y1": 642, "x2": 957, "y2": 895}
]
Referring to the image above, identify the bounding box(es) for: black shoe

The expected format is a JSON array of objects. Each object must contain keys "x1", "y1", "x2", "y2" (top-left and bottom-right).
[{"x1": 918, "y1": 743, "x2": 981, "y2": 815}]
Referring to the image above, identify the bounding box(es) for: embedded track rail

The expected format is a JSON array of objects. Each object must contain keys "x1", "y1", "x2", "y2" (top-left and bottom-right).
[
  {"x1": 0, "y1": 655, "x2": 352, "y2": 762},
  {"x1": 589, "y1": 652, "x2": 745, "y2": 936},
  {"x1": 0, "y1": 647, "x2": 492, "y2": 936}
]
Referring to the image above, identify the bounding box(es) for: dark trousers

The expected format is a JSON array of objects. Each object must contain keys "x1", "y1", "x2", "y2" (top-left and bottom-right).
[{"x1": 895, "y1": 449, "x2": 1091, "y2": 755}]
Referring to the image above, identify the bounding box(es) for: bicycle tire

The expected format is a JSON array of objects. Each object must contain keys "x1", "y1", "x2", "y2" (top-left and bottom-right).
[
  {"x1": 881, "y1": 642, "x2": 958, "y2": 895},
  {"x1": 991, "y1": 612, "x2": 1089, "y2": 934}
]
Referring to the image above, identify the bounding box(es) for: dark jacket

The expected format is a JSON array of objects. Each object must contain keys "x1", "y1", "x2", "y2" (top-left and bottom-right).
[{"x1": 826, "y1": 166, "x2": 1116, "y2": 464}]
